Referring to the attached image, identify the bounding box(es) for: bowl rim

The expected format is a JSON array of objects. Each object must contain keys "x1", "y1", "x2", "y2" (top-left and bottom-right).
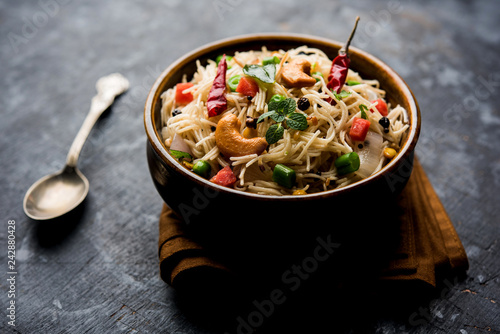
[{"x1": 144, "y1": 32, "x2": 421, "y2": 201}]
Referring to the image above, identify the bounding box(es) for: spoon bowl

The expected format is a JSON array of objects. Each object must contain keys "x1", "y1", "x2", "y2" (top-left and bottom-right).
[
  {"x1": 23, "y1": 166, "x2": 89, "y2": 220},
  {"x1": 23, "y1": 73, "x2": 129, "y2": 220}
]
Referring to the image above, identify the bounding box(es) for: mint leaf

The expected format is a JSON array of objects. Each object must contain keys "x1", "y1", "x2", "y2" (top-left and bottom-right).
[
  {"x1": 268, "y1": 97, "x2": 296, "y2": 116},
  {"x1": 257, "y1": 110, "x2": 277, "y2": 123},
  {"x1": 257, "y1": 110, "x2": 285, "y2": 123},
  {"x1": 286, "y1": 113, "x2": 308, "y2": 131},
  {"x1": 271, "y1": 112, "x2": 286, "y2": 123},
  {"x1": 283, "y1": 98, "x2": 296, "y2": 115},
  {"x1": 243, "y1": 63, "x2": 276, "y2": 84},
  {"x1": 265, "y1": 123, "x2": 284, "y2": 145},
  {"x1": 268, "y1": 98, "x2": 282, "y2": 113},
  {"x1": 263, "y1": 98, "x2": 302, "y2": 145}
]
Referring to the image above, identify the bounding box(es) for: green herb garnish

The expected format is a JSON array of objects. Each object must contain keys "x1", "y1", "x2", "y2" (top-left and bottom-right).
[
  {"x1": 262, "y1": 56, "x2": 280, "y2": 65},
  {"x1": 333, "y1": 90, "x2": 352, "y2": 100},
  {"x1": 285, "y1": 112, "x2": 308, "y2": 130},
  {"x1": 216, "y1": 55, "x2": 233, "y2": 69},
  {"x1": 312, "y1": 71, "x2": 323, "y2": 82},
  {"x1": 359, "y1": 104, "x2": 369, "y2": 119},
  {"x1": 258, "y1": 109, "x2": 285, "y2": 123},
  {"x1": 257, "y1": 98, "x2": 308, "y2": 144},
  {"x1": 269, "y1": 97, "x2": 296, "y2": 115},
  {"x1": 243, "y1": 63, "x2": 276, "y2": 84},
  {"x1": 265, "y1": 123, "x2": 285, "y2": 145},
  {"x1": 216, "y1": 55, "x2": 232, "y2": 64},
  {"x1": 346, "y1": 80, "x2": 360, "y2": 86}
]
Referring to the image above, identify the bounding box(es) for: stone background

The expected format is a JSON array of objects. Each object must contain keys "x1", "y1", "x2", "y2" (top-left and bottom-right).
[{"x1": 1, "y1": 0, "x2": 499, "y2": 333}]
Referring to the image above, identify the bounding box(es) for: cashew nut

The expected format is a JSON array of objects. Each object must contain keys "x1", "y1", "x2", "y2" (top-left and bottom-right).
[
  {"x1": 242, "y1": 127, "x2": 258, "y2": 139},
  {"x1": 215, "y1": 114, "x2": 268, "y2": 158},
  {"x1": 281, "y1": 58, "x2": 316, "y2": 88}
]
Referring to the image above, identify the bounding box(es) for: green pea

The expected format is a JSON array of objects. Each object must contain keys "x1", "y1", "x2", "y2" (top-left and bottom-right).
[
  {"x1": 216, "y1": 55, "x2": 233, "y2": 69},
  {"x1": 228, "y1": 75, "x2": 242, "y2": 92},
  {"x1": 262, "y1": 56, "x2": 280, "y2": 65},
  {"x1": 192, "y1": 160, "x2": 212, "y2": 178},
  {"x1": 216, "y1": 55, "x2": 233, "y2": 64},
  {"x1": 269, "y1": 94, "x2": 286, "y2": 104},
  {"x1": 272, "y1": 164, "x2": 296, "y2": 189},
  {"x1": 334, "y1": 152, "x2": 360, "y2": 175}
]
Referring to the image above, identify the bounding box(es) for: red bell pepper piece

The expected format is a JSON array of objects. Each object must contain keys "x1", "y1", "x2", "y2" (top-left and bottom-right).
[
  {"x1": 349, "y1": 117, "x2": 371, "y2": 142},
  {"x1": 370, "y1": 99, "x2": 388, "y2": 116},
  {"x1": 236, "y1": 76, "x2": 259, "y2": 97},
  {"x1": 175, "y1": 82, "x2": 194, "y2": 104},
  {"x1": 210, "y1": 165, "x2": 237, "y2": 187},
  {"x1": 207, "y1": 55, "x2": 228, "y2": 117}
]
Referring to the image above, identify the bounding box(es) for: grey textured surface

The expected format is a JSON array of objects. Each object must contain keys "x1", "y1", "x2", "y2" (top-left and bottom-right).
[{"x1": 1, "y1": 0, "x2": 499, "y2": 333}]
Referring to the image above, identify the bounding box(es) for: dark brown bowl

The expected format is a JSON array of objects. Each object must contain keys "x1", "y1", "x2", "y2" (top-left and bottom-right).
[{"x1": 145, "y1": 33, "x2": 420, "y2": 232}]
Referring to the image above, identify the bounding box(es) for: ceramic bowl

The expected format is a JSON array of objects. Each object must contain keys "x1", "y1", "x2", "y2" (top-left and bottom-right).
[{"x1": 144, "y1": 33, "x2": 420, "y2": 229}]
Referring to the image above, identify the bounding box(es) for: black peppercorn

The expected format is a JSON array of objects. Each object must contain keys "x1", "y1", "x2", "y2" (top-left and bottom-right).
[
  {"x1": 297, "y1": 97, "x2": 310, "y2": 111},
  {"x1": 247, "y1": 96, "x2": 253, "y2": 101},
  {"x1": 172, "y1": 109, "x2": 182, "y2": 117},
  {"x1": 378, "y1": 116, "x2": 390, "y2": 129}
]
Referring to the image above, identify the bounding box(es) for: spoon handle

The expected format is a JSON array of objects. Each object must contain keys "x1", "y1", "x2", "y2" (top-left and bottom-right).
[{"x1": 66, "y1": 73, "x2": 129, "y2": 168}]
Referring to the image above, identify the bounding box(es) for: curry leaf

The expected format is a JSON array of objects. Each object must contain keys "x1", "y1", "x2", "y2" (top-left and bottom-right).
[{"x1": 243, "y1": 64, "x2": 276, "y2": 84}]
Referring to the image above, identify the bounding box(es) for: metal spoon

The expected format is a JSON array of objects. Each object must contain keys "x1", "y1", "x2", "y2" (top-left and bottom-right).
[{"x1": 23, "y1": 73, "x2": 129, "y2": 220}]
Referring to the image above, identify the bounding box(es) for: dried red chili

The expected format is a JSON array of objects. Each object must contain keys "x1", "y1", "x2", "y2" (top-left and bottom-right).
[
  {"x1": 326, "y1": 17, "x2": 360, "y2": 96},
  {"x1": 207, "y1": 54, "x2": 228, "y2": 117},
  {"x1": 327, "y1": 54, "x2": 351, "y2": 94}
]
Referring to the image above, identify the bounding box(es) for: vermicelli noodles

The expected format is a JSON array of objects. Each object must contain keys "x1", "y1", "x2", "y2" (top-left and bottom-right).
[{"x1": 160, "y1": 45, "x2": 409, "y2": 195}]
